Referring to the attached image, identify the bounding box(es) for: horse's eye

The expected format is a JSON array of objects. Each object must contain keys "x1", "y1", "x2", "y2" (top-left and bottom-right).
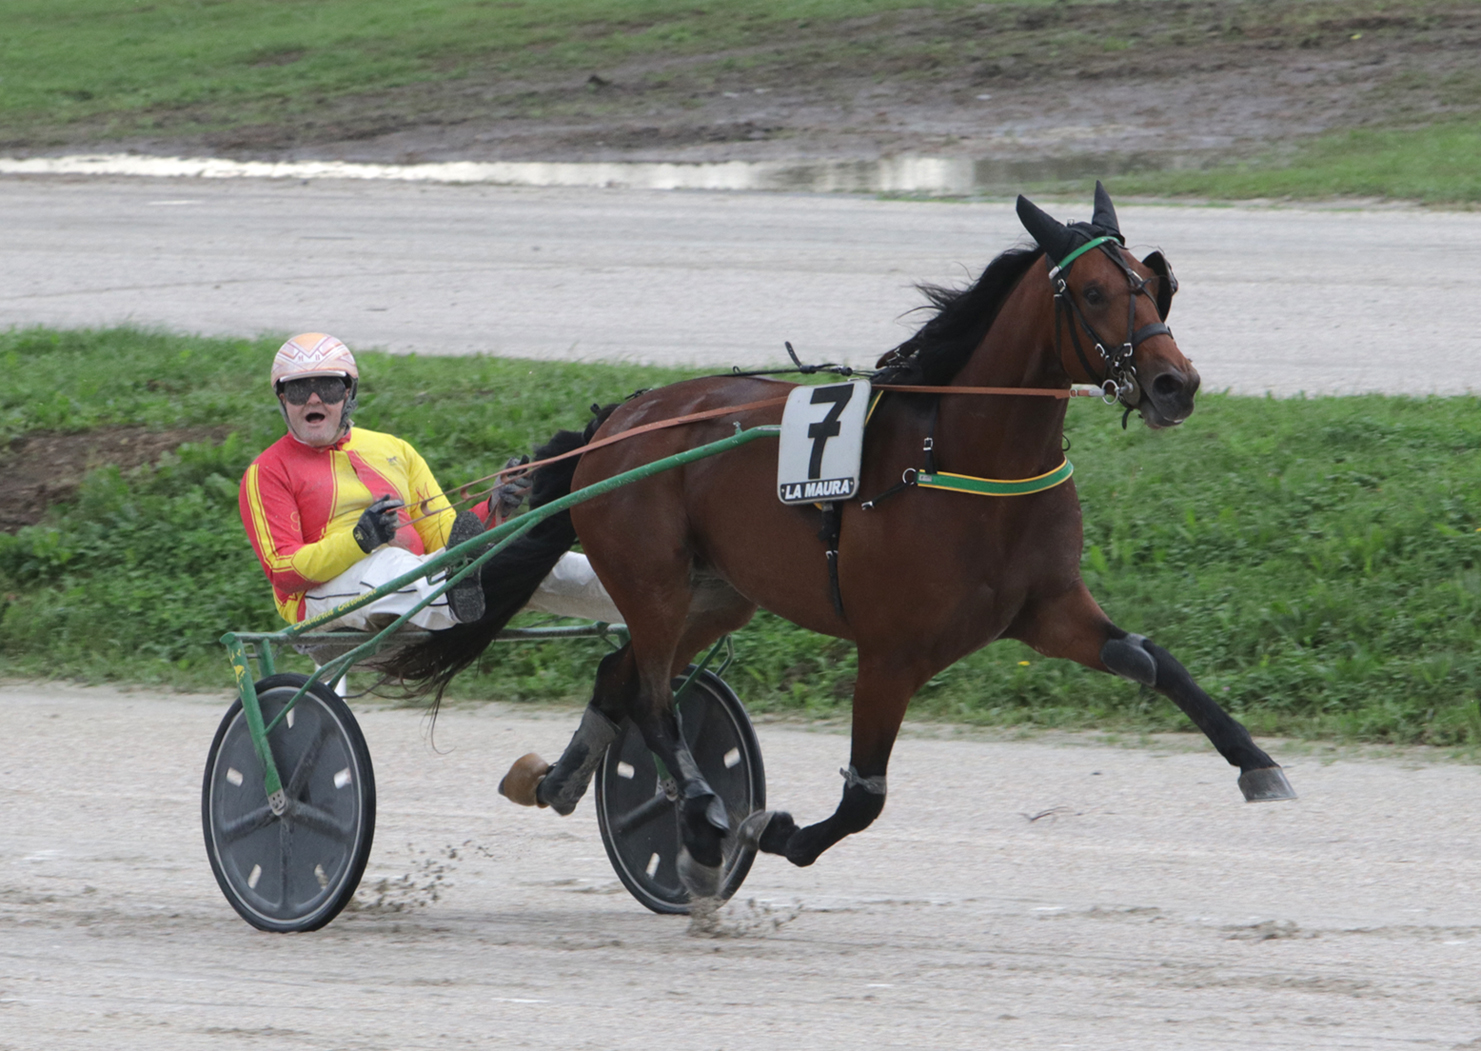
[{"x1": 1083, "y1": 285, "x2": 1105, "y2": 306}]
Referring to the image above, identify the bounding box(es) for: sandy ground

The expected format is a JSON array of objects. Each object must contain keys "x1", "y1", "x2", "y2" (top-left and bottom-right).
[
  {"x1": 4, "y1": 177, "x2": 1481, "y2": 396},
  {"x1": 3, "y1": 682, "x2": 1481, "y2": 1050}
]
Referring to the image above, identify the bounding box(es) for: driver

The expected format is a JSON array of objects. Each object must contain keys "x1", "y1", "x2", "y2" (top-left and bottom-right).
[{"x1": 239, "y1": 333, "x2": 618, "y2": 631}]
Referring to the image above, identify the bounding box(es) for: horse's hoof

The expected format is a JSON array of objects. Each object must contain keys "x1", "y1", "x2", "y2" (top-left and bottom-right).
[
  {"x1": 677, "y1": 846, "x2": 721, "y2": 900},
  {"x1": 498, "y1": 753, "x2": 551, "y2": 807},
  {"x1": 1239, "y1": 766, "x2": 1297, "y2": 802},
  {"x1": 736, "y1": 810, "x2": 775, "y2": 851}
]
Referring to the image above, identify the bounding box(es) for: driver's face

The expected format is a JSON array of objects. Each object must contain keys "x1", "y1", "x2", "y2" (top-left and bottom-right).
[{"x1": 281, "y1": 389, "x2": 346, "y2": 447}]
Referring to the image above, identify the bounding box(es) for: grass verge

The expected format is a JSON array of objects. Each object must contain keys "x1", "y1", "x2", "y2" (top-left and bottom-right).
[
  {"x1": 3, "y1": 326, "x2": 1481, "y2": 746},
  {"x1": 7, "y1": 1, "x2": 1481, "y2": 204},
  {"x1": 1105, "y1": 120, "x2": 1481, "y2": 206}
]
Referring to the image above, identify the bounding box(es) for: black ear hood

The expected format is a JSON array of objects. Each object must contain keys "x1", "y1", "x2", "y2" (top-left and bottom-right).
[
  {"x1": 1016, "y1": 180, "x2": 1126, "y2": 265},
  {"x1": 1141, "y1": 250, "x2": 1178, "y2": 320},
  {"x1": 1088, "y1": 179, "x2": 1122, "y2": 241}
]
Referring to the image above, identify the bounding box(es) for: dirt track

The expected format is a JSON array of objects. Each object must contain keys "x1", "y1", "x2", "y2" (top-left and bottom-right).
[{"x1": 4, "y1": 682, "x2": 1481, "y2": 1049}]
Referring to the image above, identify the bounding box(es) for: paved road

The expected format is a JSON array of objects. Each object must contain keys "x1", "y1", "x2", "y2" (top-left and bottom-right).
[
  {"x1": 3, "y1": 176, "x2": 1479, "y2": 395},
  {"x1": 3, "y1": 684, "x2": 1480, "y2": 1050}
]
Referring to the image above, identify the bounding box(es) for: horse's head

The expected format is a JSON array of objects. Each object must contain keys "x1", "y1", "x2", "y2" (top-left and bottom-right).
[{"x1": 1016, "y1": 183, "x2": 1199, "y2": 429}]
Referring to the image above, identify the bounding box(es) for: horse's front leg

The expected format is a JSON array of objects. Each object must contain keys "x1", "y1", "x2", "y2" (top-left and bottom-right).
[
  {"x1": 743, "y1": 654, "x2": 922, "y2": 868},
  {"x1": 1014, "y1": 584, "x2": 1296, "y2": 801}
]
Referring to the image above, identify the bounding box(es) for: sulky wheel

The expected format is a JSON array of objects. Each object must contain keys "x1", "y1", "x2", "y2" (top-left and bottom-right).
[
  {"x1": 594, "y1": 668, "x2": 765, "y2": 915},
  {"x1": 202, "y1": 673, "x2": 375, "y2": 932}
]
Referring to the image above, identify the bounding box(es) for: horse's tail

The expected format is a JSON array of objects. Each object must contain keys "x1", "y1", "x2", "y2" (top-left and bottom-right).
[{"x1": 378, "y1": 405, "x2": 618, "y2": 701}]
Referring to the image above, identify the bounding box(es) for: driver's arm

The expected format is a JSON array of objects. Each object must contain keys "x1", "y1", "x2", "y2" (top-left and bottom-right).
[{"x1": 240, "y1": 460, "x2": 365, "y2": 598}]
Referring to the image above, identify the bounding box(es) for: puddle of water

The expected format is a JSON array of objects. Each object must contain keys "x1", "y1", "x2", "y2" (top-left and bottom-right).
[{"x1": 0, "y1": 151, "x2": 1175, "y2": 194}]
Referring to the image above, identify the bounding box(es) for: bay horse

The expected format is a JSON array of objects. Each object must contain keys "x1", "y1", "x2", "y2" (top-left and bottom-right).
[{"x1": 385, "y1": 183, "x2": 1296, "y2": 898}]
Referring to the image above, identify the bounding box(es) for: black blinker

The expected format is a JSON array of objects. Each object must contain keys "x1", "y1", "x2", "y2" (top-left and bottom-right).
[{"x1": 1141, "y1": 251, "x2": 1178, "y2": 320}]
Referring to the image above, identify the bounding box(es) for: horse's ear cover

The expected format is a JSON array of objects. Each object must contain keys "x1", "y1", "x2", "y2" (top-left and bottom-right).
[
  {"x1": 1141, "y1": 251, "x2": 1178, "y2": 320},
  {"x1": 1015, "y1": 195, "x2": 1078, "y2": 265},
  {"x1": 1090, "y1": 180, "x2": 1121, "y2": 240}
]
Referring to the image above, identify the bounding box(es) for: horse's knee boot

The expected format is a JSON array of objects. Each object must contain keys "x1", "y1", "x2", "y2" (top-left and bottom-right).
[
  {"x1": 535, "y1": 703, "x2": 621, "y2": 816},
  {"x1": 1101, "y1": 633, "x2": 1158, "y2": 687}
]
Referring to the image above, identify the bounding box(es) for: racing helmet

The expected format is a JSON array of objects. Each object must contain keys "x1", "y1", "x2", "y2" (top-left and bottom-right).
[
  {"x1": 271, "y1": 333, "x2": 359, "y2": 440},
  {"x1": 270, "y1": 332, "x2": 359, "y2": 389}
]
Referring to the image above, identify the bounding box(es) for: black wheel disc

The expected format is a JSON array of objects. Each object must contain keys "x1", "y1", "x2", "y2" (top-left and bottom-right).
[
  {"x1": 594, "y1": 669, "x2": 765, "y2": 914},
  {"x1": 202, "y1": 673, "x2": 375, "y2": 932}
]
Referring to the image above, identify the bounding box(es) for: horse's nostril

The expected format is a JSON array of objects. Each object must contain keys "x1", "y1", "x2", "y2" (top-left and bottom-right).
[{"x1": 1152, "y1": 372, "x2": 1185, "y2": 399}]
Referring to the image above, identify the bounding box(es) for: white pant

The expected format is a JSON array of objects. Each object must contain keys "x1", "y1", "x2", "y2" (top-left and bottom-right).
[{"x1": 304, "y1": 547, "x2": 621, "y2": 631}]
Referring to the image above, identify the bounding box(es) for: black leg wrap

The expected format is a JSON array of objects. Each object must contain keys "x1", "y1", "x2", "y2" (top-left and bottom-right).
[
  {"x1": 1125, "y1": 637, "x2": 1293, "y2": 800},
  {"x1": 535, "y1": 703, "x2": 621, "y2": 816},
  {"x1": 1101, "y1": 633, "x2": 1158, "y2": 686},
  {"x1": 746, "y1": 811, "x2": 797, "y2": 855},
  {"x1": 784, "y1": 781, "x2": 887, "y2": 868},
  {"x1": 833, "y1": 781, "x2": 887, "y2": 835},
  {"x1": 681, "y1": 782, "x2": 729, "y2": 868}
]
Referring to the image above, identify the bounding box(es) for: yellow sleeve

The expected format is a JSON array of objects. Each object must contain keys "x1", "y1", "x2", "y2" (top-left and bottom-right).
[{"x1": 405, "y1": 441, "x2": 457, "y2": 552}]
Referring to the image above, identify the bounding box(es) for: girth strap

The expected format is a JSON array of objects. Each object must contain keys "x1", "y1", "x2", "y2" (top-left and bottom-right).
[
  {"x1": 916, "y1": 459, "x2": 1074, "y2": 497},
  {"x1": 817, "y1": 501, "x2": 846, "y2": 620}
]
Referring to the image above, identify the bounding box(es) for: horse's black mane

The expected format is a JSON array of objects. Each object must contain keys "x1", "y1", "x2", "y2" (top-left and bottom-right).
[{"x1": 874, "y1": 244, "x2": 1044, "y2": 386}]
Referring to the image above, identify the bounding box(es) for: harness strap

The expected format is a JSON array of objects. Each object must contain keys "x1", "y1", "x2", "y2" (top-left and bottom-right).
[
  {"x1": 405, "y1": 392, "x2": 792, "y2": 524},
  {"x1": 417, "y1": 382, "x2": 1097, "y2": 524},
  {"x1": 817, "y1": 502, "x2": 846, "y2": 619},
  {"x1": 1047, "y1": 235, "x2": 1120, "y2": 281},
  {"x1": 874, "y1": 383, "x2": 1096, "y2": 399},
  {"x1": 1058, "y1": 293, "x2": 1109, "y2": 394},
  {"x1": 917, "y1": 459, "x2": 1074, "y2": 497},
  {"x1": 1130, "y1": 321, "x2": 1171, "y2": 346}
]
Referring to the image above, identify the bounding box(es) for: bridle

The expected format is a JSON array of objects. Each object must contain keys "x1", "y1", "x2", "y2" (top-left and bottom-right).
[{"x1": 1048, "y1": 235, "x2": 1174, "y2": 418}]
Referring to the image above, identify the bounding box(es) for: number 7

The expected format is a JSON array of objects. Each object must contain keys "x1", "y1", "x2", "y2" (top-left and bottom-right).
[{"x1": 806, "y1": 385, "x2": 855, "y2": 479}]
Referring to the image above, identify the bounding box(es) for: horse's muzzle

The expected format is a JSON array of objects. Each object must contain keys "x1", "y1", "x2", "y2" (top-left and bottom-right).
[{"x1": 1139, "y1": 364, "x2": 1201, "y2": 428}]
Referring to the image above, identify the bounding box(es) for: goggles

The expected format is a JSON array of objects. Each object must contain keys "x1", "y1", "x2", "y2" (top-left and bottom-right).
[{"x1": 278, "y1": 375, "x2": 350, "y2": 406}]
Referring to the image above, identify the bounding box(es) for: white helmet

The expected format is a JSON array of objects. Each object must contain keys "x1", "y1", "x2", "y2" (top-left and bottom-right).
[{"x1": 270, "y1": 333, "x2": 358, "y2": 390}]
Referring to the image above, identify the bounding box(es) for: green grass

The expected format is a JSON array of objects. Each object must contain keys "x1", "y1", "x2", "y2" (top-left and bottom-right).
[
  {"x1": 4, "y1": 325, "x2": 1481, "y2": 748},
  {"x1": 0, "y1": 0, "x2": 1000, "y2": 134},
  {"x1": 1107, "y1": 121, "x2": 1481, "y2": 205},
  {"x1": 5, "y1": 1, "x2": 1481, "y2": 202}
]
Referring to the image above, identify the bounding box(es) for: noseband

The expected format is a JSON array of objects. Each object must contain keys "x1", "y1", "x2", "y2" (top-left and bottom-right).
[{"x1": 1047, "y1": 235, "x2": 1173, "y2": 415}]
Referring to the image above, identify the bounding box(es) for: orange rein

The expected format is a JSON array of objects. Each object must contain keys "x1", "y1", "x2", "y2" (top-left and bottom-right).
[{"x1": 406, "y1": 382, "x2": 1099, "y2": 527}]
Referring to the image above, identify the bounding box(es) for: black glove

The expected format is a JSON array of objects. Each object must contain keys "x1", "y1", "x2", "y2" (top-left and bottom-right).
[
  {"x1": 492, "y1": 455, "x2": 533, "y2": 520},
  {"x1": 352, "y1": 495, "x2": 404, "y2": 553}
]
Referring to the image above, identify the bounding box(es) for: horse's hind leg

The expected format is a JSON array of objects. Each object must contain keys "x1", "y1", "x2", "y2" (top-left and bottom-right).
[
  {"x1": 499, "y1": 645, "x2": 637, "y2": 812},
  {"x1": 1015, "y1": 584, "x2": 1295, "y2": 801}
]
